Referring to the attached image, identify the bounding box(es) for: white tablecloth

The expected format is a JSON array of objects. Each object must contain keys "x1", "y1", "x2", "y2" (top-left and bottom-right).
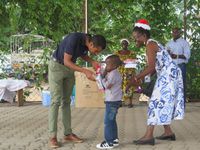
[{"x1": 0, "y1": 79, "x2": 30, "y2": 103}]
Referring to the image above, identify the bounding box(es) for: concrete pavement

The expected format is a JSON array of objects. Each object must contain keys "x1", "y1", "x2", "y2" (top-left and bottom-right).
[{"x1": 0, "y1": 101, "x2": 200, "y2": 150}]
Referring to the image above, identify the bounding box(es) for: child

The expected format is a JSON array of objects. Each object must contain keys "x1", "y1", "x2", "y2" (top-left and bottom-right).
[{"x1": 96, "y1": 55, "x2": 123, "y2": 149}]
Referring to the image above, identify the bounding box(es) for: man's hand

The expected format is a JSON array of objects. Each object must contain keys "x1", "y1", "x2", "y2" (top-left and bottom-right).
[
  {"x1": 91, "y1": 61, "x2": 100, "y2": 71},
  {"x1": 83, "y1": 69, "x2": 96, "y2": 81},
  {"x1": 170, "y1": 53, "x2": 178, "y2": 59},
  {"x1": 81, "y1": 55, "x2": 100, "y2": 70},
  {"x1": 170, "y1": 53, "x2": 186, "y2": 60}
]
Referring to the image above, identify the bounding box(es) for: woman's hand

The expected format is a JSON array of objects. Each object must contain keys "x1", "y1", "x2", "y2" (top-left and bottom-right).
[{"x1": 126, "y1": 77, "x2": 141, "y2": 92}]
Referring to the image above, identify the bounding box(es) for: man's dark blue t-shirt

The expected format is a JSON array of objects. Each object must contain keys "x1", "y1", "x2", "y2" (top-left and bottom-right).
[{"x1": 52, "y1": 32, "x2": 88, "y2": 64}]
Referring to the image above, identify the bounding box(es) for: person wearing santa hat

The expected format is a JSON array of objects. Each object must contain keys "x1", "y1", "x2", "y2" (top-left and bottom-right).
[{"x1": 126, "y1": 19, "x2": 184, "y2": 145}]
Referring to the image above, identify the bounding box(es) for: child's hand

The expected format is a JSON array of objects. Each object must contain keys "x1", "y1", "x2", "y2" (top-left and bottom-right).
[{"x1": 101, "y1": 69, "x2": 108, "y2": 78}]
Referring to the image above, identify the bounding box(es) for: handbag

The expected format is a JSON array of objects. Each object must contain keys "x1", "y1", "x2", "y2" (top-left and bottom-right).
[{"x1": 142, "y1": 73, "x2": 157, "y2": 97}]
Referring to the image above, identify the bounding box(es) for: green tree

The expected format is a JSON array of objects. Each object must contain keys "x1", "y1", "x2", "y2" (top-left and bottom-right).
[
  {"x1": 0, "y1": 0, "x2": 199, "y2": 99},
  {"x1": 185, "y1": 0, "x2": 200, "y2": 99}
]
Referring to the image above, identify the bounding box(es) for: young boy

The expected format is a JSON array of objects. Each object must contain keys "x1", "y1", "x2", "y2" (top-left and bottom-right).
[{"x1": 96, "y1": 55, "x2": 123, "y2": 149}]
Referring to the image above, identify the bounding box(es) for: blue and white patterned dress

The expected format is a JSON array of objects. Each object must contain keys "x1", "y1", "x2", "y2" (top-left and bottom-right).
[{"x1": 147, "y1": 39, "x2": 184, "y2": 125}]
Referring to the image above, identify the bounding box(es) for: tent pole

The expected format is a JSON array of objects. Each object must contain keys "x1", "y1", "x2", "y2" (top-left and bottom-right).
[
  {"x1": 82, "y1": 0, "x2": 87, "y2": 33},
  {"x1": 183, "y1": 0, "x2": 187, "y2": 40}
]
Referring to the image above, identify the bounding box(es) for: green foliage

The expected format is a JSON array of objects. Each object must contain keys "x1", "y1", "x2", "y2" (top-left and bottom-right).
[
  {"x1": 185, "y1": 0, "x2": 200, "y2": 99},
  {"x1": 0, "y1": 0, "x2": 199, "y2": 99},
  {"x1": 0, "y1": 1, "x2": 11, "y2": 52},
  {"x1": 0, "y1": 34, "x2": 55, "y2": 101}
]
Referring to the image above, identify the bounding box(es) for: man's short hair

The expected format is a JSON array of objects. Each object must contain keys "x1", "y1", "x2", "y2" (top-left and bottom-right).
[{"x1": 91, "y1": 35, "x2": 106, "y2": 50}]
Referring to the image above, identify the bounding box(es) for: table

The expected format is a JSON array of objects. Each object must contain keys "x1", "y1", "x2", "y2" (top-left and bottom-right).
[{"x1": 0, "y1": 79, "x2": 30, "y2": 106}]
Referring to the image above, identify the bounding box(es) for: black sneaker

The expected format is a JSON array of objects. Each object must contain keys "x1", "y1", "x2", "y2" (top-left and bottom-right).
[{"x1": 96, "y1": 141, "x2": 114, "y2": 149}]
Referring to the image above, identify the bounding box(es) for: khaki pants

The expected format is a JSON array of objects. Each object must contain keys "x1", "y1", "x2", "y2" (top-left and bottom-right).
[{"x1": 48, "y1": 59, "x2": 75, "y2": 137}]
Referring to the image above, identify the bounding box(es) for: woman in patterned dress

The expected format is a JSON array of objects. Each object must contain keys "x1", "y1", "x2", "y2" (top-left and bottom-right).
[
  {"x1": 116, "y1": 39, "x2": 136, "y2": 108},
  {"x1": 127, "y1": 19, "x2": 184, "y2": 145}
]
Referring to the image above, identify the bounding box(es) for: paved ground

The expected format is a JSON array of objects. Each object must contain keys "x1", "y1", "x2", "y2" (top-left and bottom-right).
[{"x1": 0, "y1": 101, "x2": 200, "y2": 150}]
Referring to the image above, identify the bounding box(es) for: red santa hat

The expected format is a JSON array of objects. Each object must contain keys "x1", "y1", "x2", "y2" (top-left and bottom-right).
[{"x1": 135, "y1": 19, "x2": 151, "y2": 30}]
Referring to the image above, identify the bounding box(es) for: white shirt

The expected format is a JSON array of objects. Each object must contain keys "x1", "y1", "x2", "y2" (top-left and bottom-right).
[
  {"x1": 166, "y1": 37, "x2": 191, "y2": 64},
  {"x1": 102, "y1": 69, "x2": 122, "y2": 102}
]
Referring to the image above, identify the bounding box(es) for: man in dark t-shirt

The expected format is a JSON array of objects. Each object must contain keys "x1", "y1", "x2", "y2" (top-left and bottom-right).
[{"x1": 48, "y1": 32, "x2": 106, "y2": 148}]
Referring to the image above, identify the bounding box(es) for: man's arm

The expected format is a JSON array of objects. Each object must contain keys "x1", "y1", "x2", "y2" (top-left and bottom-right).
[
  {"x1": 166, "y1": 40, "x2": 190, "y2": 60},
  {"x1": 182, "y1": 40, "x2": 191, "y2": 61},
  {"x1": 64, "y1": 53, "x2": 95, "y2": 80},
  {"x1": 81, "y1": 55, "x2": 93, "y2": 64},
  {"x1": 170, "y1": 53, "x2": 186, "y2": 59},
  {"x1": 81, "y1": 55, "x2": 99, "y2": 70}
]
